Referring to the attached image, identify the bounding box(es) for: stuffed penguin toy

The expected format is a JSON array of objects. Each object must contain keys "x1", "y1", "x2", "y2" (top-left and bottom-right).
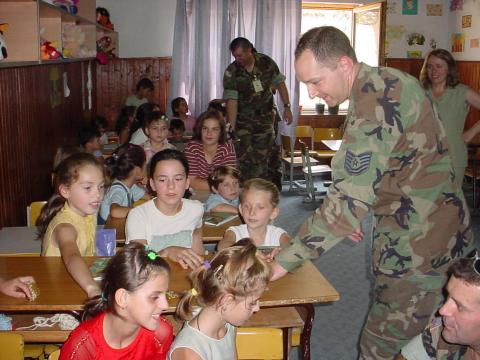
[{"x1": 0, "y1": 23, "x2": 8, "y2": 60}]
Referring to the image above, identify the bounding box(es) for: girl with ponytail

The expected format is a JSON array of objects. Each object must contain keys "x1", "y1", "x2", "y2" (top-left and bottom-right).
[
  {"x1": 37, "y1": 153, "x2": 104, "y2": 298},
  {"x1": 169, "y1": 240, "x2": 270, "y2": 360},
  {"x1": 60, "y1": 243, "x2": 173, "y2": 359}
]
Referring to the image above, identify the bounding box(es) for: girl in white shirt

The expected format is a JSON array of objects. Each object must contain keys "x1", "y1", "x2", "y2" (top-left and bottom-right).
[
  {"x1": 126, "y1": 149, "x2": 204, "y2": 270},
  {"x1": 169, "y1": 242, "x2": 270, "y2": 360},
  {"x1": 218, "y1": 178, "x2": 291, "y2": 261}
]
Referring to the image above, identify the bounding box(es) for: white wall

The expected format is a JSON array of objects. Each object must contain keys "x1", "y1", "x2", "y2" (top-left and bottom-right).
[
  {"x1": 96, "y1": 0, "x2": 177, "y2": 58},
  {"x1": 98, "y1": 0, "x2": 480, "y2": 61},
  {"x1": 385, "y1": 0, "x2": 449, "y2": 59},
  {"x1": 448, "y1": 0, "x2": 480, "y2": 61}
]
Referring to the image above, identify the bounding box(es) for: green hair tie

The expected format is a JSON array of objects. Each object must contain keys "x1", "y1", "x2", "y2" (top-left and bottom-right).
[{"x1": 147, "y1": 251, "x2": 157, "y2": 260}]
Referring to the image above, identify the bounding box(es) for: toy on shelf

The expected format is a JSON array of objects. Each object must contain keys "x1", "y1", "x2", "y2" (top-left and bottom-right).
[
  {"x1": 41, "y1": 41, "x2": 62, "y2": 60},
  {"x1": 44, "y1": 0, "x2": 79, "y2": 15},
  {"x1": 0, "y1": 23, "x2": 8, "y2": 60},
  {"x1": 96, "y1": 35, "x2": 116, "y2": 64},
  {"x1": 96, "y1": 7, "x2": 114, "y2": 30},
  {"x1": 62, "y1": 23, "x2": 96, "y2": 58}
]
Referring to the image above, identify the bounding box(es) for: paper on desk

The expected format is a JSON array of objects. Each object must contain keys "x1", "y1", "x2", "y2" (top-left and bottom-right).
[{"x1": 321, "y1": 140, "x2": 342, "y2": 151}]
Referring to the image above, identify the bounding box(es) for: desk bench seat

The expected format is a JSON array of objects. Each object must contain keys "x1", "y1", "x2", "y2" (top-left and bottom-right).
[{"x1": 6, "y1": 307, "x2": 305, "y2": 359}]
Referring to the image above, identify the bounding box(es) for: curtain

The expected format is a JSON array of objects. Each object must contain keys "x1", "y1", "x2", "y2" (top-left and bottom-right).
[{"x1": 169, "y1": 0, "x2": 301, "y2": 133}]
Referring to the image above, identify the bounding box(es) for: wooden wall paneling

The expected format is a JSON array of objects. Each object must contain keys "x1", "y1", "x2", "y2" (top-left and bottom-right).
[
  {"x1": 95, "y1": 57, "x2": 172, "y2": 128},
  {"x1": 0, "y1": 61, "x2": 94, "y2": 227},
  {"x1": 384, "y1": 58, "x2": 425, "y2": 79}
]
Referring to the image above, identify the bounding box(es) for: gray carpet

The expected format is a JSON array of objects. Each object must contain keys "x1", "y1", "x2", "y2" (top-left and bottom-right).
[{"x1": 275, "y1": 181, "x2": 480, "y2": 360}]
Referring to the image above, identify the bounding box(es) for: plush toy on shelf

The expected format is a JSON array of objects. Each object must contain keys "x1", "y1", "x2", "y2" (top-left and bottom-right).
[
  {"x1": 96, "y1": 7, "x2": 114, "y2": 30},
  {"x1": 41, "y1": 41, "x2": 61, "y2": 60},
  {"x1": 62, "y1": 23, "x2": 96, "y2": 58},
  {"x1": 53, "y1": 0, "x2": 79, "y2": 15},
  {"x1": 0, "y1": 23, "x2": 8, "y2": 60}
]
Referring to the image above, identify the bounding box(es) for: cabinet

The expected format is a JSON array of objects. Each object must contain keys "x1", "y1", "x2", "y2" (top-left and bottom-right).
[{"x1": 0, "y1": 0, "x2": 118, "y2": 67}]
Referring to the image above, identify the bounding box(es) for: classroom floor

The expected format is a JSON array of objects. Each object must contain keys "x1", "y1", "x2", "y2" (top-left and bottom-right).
[{"x1": 276, "y1": 180, "x2": 480, "y2": 360}]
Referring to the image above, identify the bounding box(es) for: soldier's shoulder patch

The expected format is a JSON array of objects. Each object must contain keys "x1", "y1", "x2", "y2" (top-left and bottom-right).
[
  {"x1": 344, "y1": 149, "x2": 372, "y2": 176},
  {"x1": 224, "y1": 70, "x2": 232, "y2": 78}
]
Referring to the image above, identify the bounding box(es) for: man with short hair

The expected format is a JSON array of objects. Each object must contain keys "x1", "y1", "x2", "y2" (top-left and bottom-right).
[
  {"x1": 223, "y1": 37, "x2": 293, "y2": 186},
  {"x1": 398, "y1": 256, "x2": 480, "y2": 359},
  {"x1": 269, "y1": 26, "x2": 474, "y2": 359}
]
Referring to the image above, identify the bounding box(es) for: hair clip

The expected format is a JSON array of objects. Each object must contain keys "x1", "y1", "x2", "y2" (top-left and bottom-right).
[
  {"x1": 213, "y1": 264, "x2": 224, "y2": 280},
  {"x1": 147, "y1": 251, "x2": 157, "y2": 260},
  {"x1": 190, "y1": 288, "x2": 198, "y2": 296},
  {"x1": 203, "y1": 260, "x2": 211, "y2": 269},
  {"x1": 144, "y1": 245, "x2": 158, "y2": 260}
]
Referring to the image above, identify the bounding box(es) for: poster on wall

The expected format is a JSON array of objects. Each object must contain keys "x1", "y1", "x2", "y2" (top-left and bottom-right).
[
  {"x1": 470, "y1": 38, "x2": 479, "y2": 49},
  {"x1": 426, "y1": 4, "x2": 443, "y2": 16},
  {"x1": 462, "y1": 15, "x2": 472, "y2": 28},
  {"x1": 406, "y1": 32, "x2": 425, "y2": 46},
  {"x1": 450, "y1": 0, "x2": 463, "y2": 11},
  {"x1": 407, "y1": 50, "x2": 422, "y2": 58},
  {"x1": 451, "y1": 33, "x2": 465, "y2": 52},
  {"x1": 402, "y1": 0, "x2": 418, "y2": 15},
  {"x1": 387, "y1": 1, "x2": 397, "y2": 14}
]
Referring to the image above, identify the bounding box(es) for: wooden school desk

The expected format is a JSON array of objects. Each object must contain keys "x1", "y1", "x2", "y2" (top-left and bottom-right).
[
  {"x1": 105, "y1": 213, "x2": 242, "y2": 243},
  {"x1": 0, "y1": 256, "x2": 339, "y2": 358}
]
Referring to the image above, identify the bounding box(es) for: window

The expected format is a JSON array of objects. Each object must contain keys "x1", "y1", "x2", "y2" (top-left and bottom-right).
[{"x1": 299, "y1": 2, "x2": 385, "y2": 113}]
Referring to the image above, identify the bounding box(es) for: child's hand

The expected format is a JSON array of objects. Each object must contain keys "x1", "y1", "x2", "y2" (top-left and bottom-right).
[
  {"x1": 162, "y1": 247, "x2": 204, "y2": 270},
  {"x1": 0, "y1": 276, "x2": 35, "y2": 299}
]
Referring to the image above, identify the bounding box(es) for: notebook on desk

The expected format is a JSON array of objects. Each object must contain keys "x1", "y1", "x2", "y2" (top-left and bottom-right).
[
  {"x1": 321, "y1": 140, "x2": 342, "y2": 151},
  {"x1": 204, "y1": 213, "x2": 239, "y2": 227}
]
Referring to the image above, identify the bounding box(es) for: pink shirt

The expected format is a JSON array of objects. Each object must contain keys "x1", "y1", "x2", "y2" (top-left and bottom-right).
[{"x1": 184, "y1": 140, "x2": 237, "y2": 179}]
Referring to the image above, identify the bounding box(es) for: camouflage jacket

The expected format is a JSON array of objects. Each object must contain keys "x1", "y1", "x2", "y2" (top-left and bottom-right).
[
  {"x1": 223, "y1": 52, "x2": 286, "y2": 125},
  {"x1": 401, "y1": 318, "x2": 468, "y2": 359},
  {"x1": 276, "y1": 63, "x2": 473, "y2": 277}
]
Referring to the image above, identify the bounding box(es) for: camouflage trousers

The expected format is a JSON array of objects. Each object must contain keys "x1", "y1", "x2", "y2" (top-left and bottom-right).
[
  {"x1": 359, "y1": 274, "x2": 445, "y2": 360},
  {"x1": 235, "y1": 120, "x2": 281, "y2": 183}
]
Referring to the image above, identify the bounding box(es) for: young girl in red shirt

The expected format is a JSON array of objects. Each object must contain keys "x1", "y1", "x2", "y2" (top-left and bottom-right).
[{"x1": 59, "y1": 243, "x2": 173, "y2": 360}]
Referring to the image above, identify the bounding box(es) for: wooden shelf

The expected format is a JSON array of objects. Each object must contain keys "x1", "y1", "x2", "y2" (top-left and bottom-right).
[{"x1": 0, "y1": 0, "x2": 118, "y2": 67}]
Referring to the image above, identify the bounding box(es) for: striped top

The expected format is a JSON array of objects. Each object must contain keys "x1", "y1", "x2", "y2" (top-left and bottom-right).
[{"x1": 184, "y1": 140, "x2": 237, "y2": 179}]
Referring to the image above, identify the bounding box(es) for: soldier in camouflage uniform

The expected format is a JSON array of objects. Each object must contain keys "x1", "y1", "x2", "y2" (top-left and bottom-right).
[
  {"x1": 269, "y1": 27, "x2": 474, "y2": 359},
  {"x1": 223, "y1": 37, "x2": 293, "y2": 184},
  {"x1": 398, "y1": 257, "x2": 480, "y2": 360}
]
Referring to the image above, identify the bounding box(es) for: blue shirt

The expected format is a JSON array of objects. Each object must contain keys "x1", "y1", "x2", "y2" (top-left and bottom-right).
[{"x1": 204, "y1": 193, "x2": 239, "y2": 212}]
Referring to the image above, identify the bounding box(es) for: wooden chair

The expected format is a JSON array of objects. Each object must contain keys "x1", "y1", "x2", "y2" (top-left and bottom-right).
[
  {"x1": 236, "y1": 327, "x2": 283, "y2": 360},
  {"x1": 133, "y1": 198, "x2": 148, "y2": 207},
  {"x1": 48, "y1": 349, "x2": 60, "y2": 360},
  {"x1": 312, "y1": 127, "x2": 343, "y2": 164},
  {"x1": 281, "y1": 135, "x2": 318, "y2": 192},
  {"x1": 295, "y1": 125, "x2": 314, "y2": 151},
  {"x1": 27, "y1": 201, "x2": 47, "y2": 227},
  {"x1": 299, "y1": 140, "x2": 332, "y2": 202}
]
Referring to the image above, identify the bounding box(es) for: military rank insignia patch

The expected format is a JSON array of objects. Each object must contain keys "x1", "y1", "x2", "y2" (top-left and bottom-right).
[{"x1": 344, "y1": 149, "x2": 372, "y2": 175}]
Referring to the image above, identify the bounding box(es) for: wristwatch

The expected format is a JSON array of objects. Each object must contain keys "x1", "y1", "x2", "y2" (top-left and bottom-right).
[{"x1": 284, "y1": 103, "x2": 291, "y2": 109}]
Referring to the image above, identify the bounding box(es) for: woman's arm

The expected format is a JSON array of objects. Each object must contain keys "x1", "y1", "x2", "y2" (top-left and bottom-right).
[
  {"x1": 55, "y1": 224, "x2": 100, "y2": 298},
  {"x1": 464, "y1": 88, "x2": 480, "y2": 142},
  {"x1": 218, "y1": 230, "x2": 236, "y2": 250}
]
